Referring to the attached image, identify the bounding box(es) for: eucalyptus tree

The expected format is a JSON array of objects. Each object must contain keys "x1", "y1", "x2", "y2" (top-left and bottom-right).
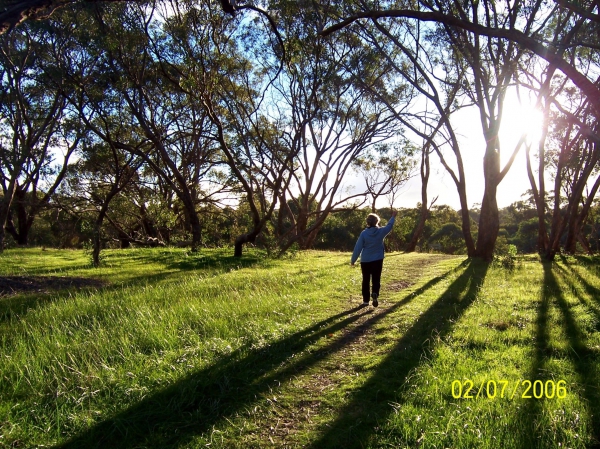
[
  {"x1": 264, "y1": 1, "x2": 402, "y2": 252},
  {"x1": 353, "y1": 142, "x2": 417, "y2": 213},
  {"x1": 544, "y1": 98, "x2": 600, "y2": 258},
  {"x1": 61, "y1": 136, "x2": 142, "y2": 265},
  {"x1": 351, "y1": 14, "x2": 475, "y2": 254},
  {"x1": 330, "y1": 0, "x2": 558, "y2": 260},
  {"x1": 322, "y1": 0, "x2": 600, "y2": 259},
  {"x1": 405, "y1": 140, "x2": 437, "y2": 252},
  {"x1": 4, "y1": 116, "x2": 81, "y2": 246},
  {"x1": 503, "y1": 0, "x2": 600, "y2": 257},
  {"x1": 500, "y1": 0, "x2": 600, "y2": 258},
  {"x1": 0, "y1": 0, "x2": 240, "y2": 34},
  {"x1": 146, "y1": 0, "x2": 296, "y2": 256},
  {"x1": 321, "y1": 4, "x2": 600, "y2": 120},
  {"x1": 0, "y1": 23, "x2": 76, "y2": 251},
  {"x1": 46, "y1": 2, "x2": 232, "y2": 252},
  {"x1": 445, "y1": 4, "x2": 532, "y2": 259}
]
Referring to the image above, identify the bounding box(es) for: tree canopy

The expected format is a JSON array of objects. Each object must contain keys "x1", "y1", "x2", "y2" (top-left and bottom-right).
[{"x1": 1, "y1": 0, "x2": 599, "y2": 261}]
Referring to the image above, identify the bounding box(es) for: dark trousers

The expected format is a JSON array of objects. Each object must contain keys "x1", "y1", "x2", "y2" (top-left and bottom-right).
[{"x1": 360, "y1": 259, "x2": 383, "y2": 302}]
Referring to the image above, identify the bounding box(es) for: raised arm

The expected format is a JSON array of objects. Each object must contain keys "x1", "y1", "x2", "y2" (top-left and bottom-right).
[{"x1": 381, "y1": 211, "x2": 397, "y2": 234}]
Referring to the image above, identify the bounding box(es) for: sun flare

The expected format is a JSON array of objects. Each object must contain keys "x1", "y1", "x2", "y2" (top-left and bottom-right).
[{"x1": 502, "y1": 100, "x2": 545, "y2": 147}]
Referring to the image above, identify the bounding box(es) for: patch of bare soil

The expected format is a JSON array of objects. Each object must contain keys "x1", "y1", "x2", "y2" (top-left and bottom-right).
[
  {"x1": 386, "y1": 280, "x2": 414, "y2": 291},
  {"x1": 0, "y1": 276, "x2": 107, "y2": 297}
]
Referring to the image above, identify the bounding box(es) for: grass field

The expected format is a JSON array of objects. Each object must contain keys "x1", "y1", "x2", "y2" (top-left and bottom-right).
[{"x1": 1, "y1": 247, "x2": 599, "y2": 448}]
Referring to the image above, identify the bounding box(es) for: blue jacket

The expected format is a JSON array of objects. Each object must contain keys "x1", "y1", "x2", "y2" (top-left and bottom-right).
[{"x1": 351, "y1": 216, "x2": 395, "y2": 264}]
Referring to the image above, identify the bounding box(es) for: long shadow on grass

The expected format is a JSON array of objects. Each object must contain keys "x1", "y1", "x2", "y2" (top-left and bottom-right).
[
  {"x1": 306, "y1": 259, "x2": 488, "y2": 449},
  {"x1": 520, "y1": 262, "x2": 600, "y2": 448},
  {"x1": 53, "y1": 265, "x2": 458, "y2": 448},
  {"x1": 491, "y1": 261, "x2": 599, "y2": 449},
  {"x1": 548, "y1": 263, "x2": 600, "y2": 447},
  {"x1": 510, "y1": 261, "x2": 551, "y2": 449},
  {"x1": 557, "y1": 258, "x2": 600, "y2": 321}
]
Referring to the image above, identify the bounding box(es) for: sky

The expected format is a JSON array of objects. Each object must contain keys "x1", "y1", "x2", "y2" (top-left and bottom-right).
[{"x1": 365, "y1": 89, "x2": 547, "y2": 211}]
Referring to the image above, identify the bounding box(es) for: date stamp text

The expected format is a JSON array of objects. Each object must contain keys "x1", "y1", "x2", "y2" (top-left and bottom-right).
[{"x1": 451, "y1": 379, "x2": 567, "y2": 399}]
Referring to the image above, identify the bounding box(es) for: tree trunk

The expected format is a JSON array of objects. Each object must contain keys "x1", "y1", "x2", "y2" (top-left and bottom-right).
[
  {"x1": 525, "y1": 144, "x2": 549, "y2": 253},
  {"x1": 92, "y1": 205, "x2": 110, "y2": 268},
  {"x1": 295, "y1": 209, "x2": 310, "y2": 249},
  {"x1": 406, "y1": 206, "x2": 428, "y2": 253},
  {"x1": 407, "y1": 147, "x2": 431, "y2": 252},
  {"x1": 234, "y1": 230, "x2": 259, "y2": 257},
  {"x1": 5, "y1": 212, "x2": 20, "y2": 244},
  {"x1": 189, "y1": 213, "x2": 202, "y2": 252},
  {"x1": 140, "y1": 204, "x2": 159, "y2": 238},
  {"x1": 116, "y1": 228, "x2": 131, "y2": 248},
  {"x1": 577, "y1": 231, "x2": 592, "y2": 254},
  {"x1": 457, "y1": 180, "x2": 476, "y2": 257},
  {"x1": 546, "y1": 139, "x2": 599, "y2": 260},
  {"x1": 475, "y1": 189, "x2": 500, "y2": 261},
  {"x1": 0, "y1": 182, "x2": 17, "y2": 253},
  {"x1": 12, "y1": 187, "x2": 31, "y2": 245},
  {"x1": 565, "y1": 173, "x2": 600, "y2": 254},
  {"x1": 545, "y1": 151, "x2": 565, "y2": 261},
  {"x1": 474, "y1": 147, "x2": 500, "y2": 261},
  {"x1": 4, "y1": 210, "x2": 34, "y2": 246},
  {"x1": 564, "y1": 206, "x2": 581, "y2": 254},
  {"x1": 301, "y1": 225, "x2": 322, "y2": 250},
  {"x1": 545, "y1": 215, "x2": 564, "y2": 261},
  {"x1": 92, "y1": 228, "x2": 102, "y2": 267},
  {"x1": 179, "y1": 192, "x2": 201, "y2": 252}
]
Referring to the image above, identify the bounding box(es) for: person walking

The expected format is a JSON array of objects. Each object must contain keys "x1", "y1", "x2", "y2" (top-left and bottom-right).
[{"x1": 350, "y1": 210, "x2": 397, "y2": 307}]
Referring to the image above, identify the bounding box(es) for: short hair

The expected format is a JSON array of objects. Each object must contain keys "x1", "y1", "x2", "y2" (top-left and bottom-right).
[{"x1": 366, "y1": 213, "x2": 380, "y2": 227}]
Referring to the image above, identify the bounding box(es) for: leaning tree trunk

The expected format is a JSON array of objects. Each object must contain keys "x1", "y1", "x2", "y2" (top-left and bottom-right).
[
  {"x1": 8, "y1": 187, "x2": 32, "y2": 245},
  {"x1": 91, "y1": 182, "x2": 124, "y2": 267},
  {"x1": 234, "y1": 230, "x2": 259, "y2": 257},
  {"x1": 5, "y1": 212, "x2": 27, "y2": 245},
  {"x1": 234, "y1": 209, "x2": 262, "y2": 257},
  {"x1": 178, "y1": 192, "x2": 202, "y2": 252},
  {"x1": 301, "y1": 224, "x2": 323, "y2": 250}
]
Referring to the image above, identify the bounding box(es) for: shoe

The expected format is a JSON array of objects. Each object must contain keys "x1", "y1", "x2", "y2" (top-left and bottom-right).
[
  {"x1": 361, "y1": 301, "x2": 370, "y2": 306},
  {"x1": 371, "y1": 293, "x2": 379, "y2": 307}
]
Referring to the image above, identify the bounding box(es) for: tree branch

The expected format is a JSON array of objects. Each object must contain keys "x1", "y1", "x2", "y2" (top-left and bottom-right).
[{"x1": 320, "y1": 9, "x2": 600, "y2": 114}]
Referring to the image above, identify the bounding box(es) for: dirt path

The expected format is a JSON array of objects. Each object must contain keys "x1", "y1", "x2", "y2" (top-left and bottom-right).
[{"x1": 251, "y1": 254, "x2": 460, "y2": 448}]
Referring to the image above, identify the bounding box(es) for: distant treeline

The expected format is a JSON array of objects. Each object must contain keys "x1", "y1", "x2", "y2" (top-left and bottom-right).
[{"x1": 9, "y1": 197, "x2": 599, "y2": 256}]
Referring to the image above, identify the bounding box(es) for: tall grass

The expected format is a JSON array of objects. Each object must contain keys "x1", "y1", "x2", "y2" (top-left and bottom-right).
[
  {"x1": 0, "y1": 248, "x2": 363, "y2": 447},
  {"x1": 1, "y1": 249, "x2": 599, "y2": 448}
]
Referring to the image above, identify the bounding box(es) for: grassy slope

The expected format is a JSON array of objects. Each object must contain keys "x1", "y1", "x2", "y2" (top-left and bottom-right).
[{"x1": 0, "y1": 248, "x2": 599, "y2": 448}]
